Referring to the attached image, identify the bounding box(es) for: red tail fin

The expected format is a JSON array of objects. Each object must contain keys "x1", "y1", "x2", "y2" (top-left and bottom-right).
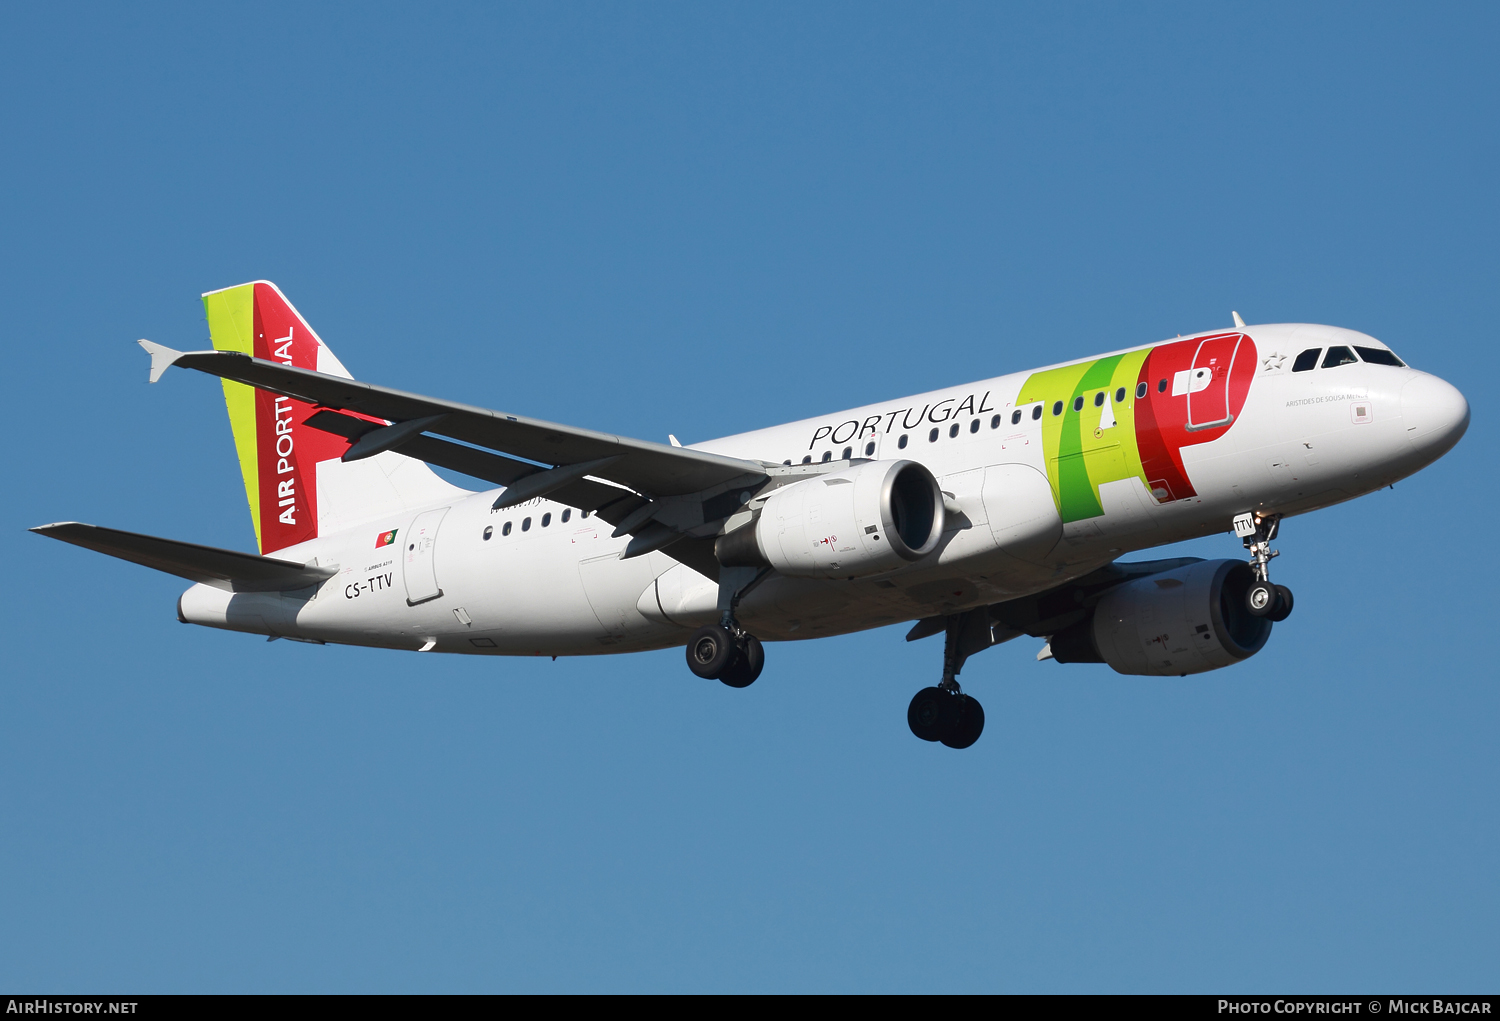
[{"x1": 203, "y1": 281, "x2": 465, "y2": 554}]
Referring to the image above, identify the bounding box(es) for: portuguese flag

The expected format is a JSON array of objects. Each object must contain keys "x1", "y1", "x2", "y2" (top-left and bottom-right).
[{"x1": 376, "y1": 529, "x2": 398, "y2": 548}]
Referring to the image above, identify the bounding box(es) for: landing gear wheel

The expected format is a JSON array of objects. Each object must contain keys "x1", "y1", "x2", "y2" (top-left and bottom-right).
[
  {"x1": 686, "y1": 624, "x2": 738, "y2": 679},
  {"x1": 719, "y1": 634, "x2": 764, "y2": 688},
  {"x1": 1268, "y1": 584, "x2": 1294, "y2": 622},
  {"x1": 941, "y1": 695, "x2": 985, "y2": 749},
  {"x1": 907, "y1": 686, "x2": 960, "y2": 742},
  {"x1": 1245, "y1": 579, "x2": 1276, "y2": 617}
]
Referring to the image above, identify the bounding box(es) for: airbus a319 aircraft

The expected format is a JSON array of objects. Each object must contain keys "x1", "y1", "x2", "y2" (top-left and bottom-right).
[{"x1": 35, "y1": 282, "x2": 1469, "y2": 748}]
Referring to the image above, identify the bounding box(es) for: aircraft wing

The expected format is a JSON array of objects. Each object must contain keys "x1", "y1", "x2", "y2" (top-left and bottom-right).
[
  {"x1": 146, "y1": 345, "x2": 768, "y2": 499},
  {"x1": 31, "y1": 522, "x2": 337, "y2": 592}
]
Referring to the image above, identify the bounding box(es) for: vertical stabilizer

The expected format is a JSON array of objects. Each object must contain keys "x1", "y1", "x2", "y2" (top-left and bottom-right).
[{"x1": 202, "y1": 281, "x2": 467, "y2": 554}]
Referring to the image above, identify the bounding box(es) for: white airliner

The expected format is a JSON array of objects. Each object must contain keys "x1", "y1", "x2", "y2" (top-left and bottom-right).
[{"x1": 34, "y1": 282, "x2": 1469, "y2": 748}]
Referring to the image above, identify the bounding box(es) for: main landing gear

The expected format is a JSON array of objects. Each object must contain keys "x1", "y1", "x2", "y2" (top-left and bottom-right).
[
  {"x1": 686, "y1": 624, "x2": 764, "y2": 687},
  {"x1": 1233, "y1": 512, "x2": 1294, "y2": 622},
  {"x1": 907, "y1": 608, "x2": 990, "y2": 749},
  {"x1": 685, "y1": 565, "x2": 769, "y2": 688}
]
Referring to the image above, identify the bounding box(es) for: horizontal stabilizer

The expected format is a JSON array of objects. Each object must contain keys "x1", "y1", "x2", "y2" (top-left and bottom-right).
[{"x1": 30, "y1": 522, "x2": 336, "y2": 592}]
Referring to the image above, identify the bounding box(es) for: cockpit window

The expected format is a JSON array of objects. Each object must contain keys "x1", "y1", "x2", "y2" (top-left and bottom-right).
[
  {"x1": 1292, "y1": 348, "x2": 1321, "y2": 372},
  {"x1": 1355, "y1": 346, "x2": 1405, "y2": 367},
  {"x1": 1322, "y1": 346, "x2": 1358, "y2": 368}
]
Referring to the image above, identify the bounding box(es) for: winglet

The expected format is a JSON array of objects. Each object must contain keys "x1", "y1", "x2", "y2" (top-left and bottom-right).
[
  {"x1": 1232, "y1": 311, "x2": 1247, "y2": 330},
  {"x1": 138, "y1": 339, "x2": 184, "y2": 383}
]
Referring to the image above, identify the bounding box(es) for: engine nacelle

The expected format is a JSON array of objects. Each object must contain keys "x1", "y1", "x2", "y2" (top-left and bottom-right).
[
  {"x1": 1051, "y1": 559, "x2": 1271, "y2": 675},
  {"x1": 722, "y1": 459, "x2": 944, "y2": 579}
]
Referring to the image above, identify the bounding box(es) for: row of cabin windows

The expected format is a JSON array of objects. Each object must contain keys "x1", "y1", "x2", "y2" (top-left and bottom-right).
[
  {"x1": 1291, "y1": 345, "x2": 1405, "y2": 372},
  {"x1": 1032, "y1": 383, "x2": 1145, "y2": 420},
  {"x1": 783, "y1": 361, "x2": 1383, "y2": 464},
  {"x1": 786, "y1": 374, "x2": 1218, "y2": 461},
  {"x1": 482, "y1": 506, "x2": 587, "y2": 540},
  {"x1": 786, "y1": 407, "x2": 1038, "y2": 464},
  {"x1": 687, "y1": 346, "x2": 1404, "y2": 476}
]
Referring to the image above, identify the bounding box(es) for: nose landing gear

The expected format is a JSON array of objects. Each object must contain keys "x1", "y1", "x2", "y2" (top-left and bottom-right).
[{"x1": 1234, "y1": 512, "x2": 1294, "y2": 622}]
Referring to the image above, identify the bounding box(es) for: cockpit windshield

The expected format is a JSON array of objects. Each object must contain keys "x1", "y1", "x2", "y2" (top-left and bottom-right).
[
  {"x1": 1322, "y1": 346, "x2": 1359, "y2": 368},
  {"x1": 1355, "y1": 346, "x2": 1404, "y2": 367},
  {"x1": 1292, "y1": 348, "x2": 1321, "y2": 372}
]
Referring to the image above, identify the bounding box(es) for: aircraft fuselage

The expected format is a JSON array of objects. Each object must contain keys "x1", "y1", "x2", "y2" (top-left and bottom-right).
[{"x1": 175, "y1": 321, "x2": 1468, "y2": 657}]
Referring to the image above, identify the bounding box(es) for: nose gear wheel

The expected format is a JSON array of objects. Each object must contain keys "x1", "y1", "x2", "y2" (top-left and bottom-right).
[{"x1": 1233, "y1": 511, "x2": 1294, "y2": 620}]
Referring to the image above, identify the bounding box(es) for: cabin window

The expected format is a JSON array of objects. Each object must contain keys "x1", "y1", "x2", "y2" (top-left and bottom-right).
[
  {"x1": 864, "y1": 441, "x2": 875, "y2": 456},
  {"x1": 842, "y1": 446, "x2": 852, "y2": 460},
  {"x1": 949, "y1": 423, "x2": 960, "y2": 438},
  {"x1": 1355, "y1": 346, "x2": 1405, "y2": 367},
  {"x1": 1322, "y1": 346, "x2": 1358, "y2": 368},
  {"x1": 783, "y1": 459, "x2": 792, "y2": 465},
  {"x1": 1115, "y1": 387, "x2": 1126, "y2": 403},
  {"x1": 1052, "y1": 401, "x2": 1063, "y2": 416},
  {"x1": 502, "y1": 521, "x2": 512, "y2": 536},
  {"x1": 581, "y1": 510, "x2": 590, "y2": 519},
  {"x1": 1157, "y1": 378, "x2": 1168, "y2": 392},
  {"x1": 1292, "y1": 348, "x2": 1322, "y2": 372},
  {"x1": 821, "y1": 450, "x2": 832, "y2": 462},
  {"x1": 521, "y1": 517, "x2": 531, "y2": 532},
  {"x1": 1136, "y1": 382, "x2": 1147, "y2": 399},
  {"x1": 802, "y1": 455, "x2": 812, "y2": 464},
  {"x1": 897, "y1": 434, "x2": 908, "y2": 449},
  {"x1": 1032, "y1": 404, "x2": 1043, "y2": 420},
  {"x1": 483, "y1": 525, "x2": 493, "y2": 541},
  {"x1": 561, "y1": 509, "x2": 571, "y2": 523},
  {"x1": 969, "y1": 418, "x2": 980, "y2": 433},
  {"x1": 1093, "y1": 391, "x2": 1105, "y2": 407},
  {"x1": 928, "y1": 428, "x2": 939, "y2": 442},
  {"x1": 1072, "y1": 396, "x2": 1084, "y2": 412},
  {"x1": 541, "y1": 513, "x2": 551, "y2": 527}
]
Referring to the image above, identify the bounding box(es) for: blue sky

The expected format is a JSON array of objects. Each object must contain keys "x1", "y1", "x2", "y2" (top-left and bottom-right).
[{"x1": 2, "y1": 2, "x2": 1495, "y2": 992}]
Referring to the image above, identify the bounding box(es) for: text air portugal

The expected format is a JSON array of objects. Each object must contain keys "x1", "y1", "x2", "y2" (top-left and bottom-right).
[
  {"x1": 199, "y1": 280, "x2": 354, "y2": 557},
  {"x1": 250, "y1": 284, "x2": 346, "y2": 553}
]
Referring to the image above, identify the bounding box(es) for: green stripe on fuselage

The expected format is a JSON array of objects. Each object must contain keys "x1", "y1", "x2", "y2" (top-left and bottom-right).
[{"x1": 1016, "y1": 348, "x2": 1152, "y2": 522}]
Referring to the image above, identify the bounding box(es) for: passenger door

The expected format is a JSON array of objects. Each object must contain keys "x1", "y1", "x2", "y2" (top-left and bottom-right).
[
  {"x1": 402, "y1": 507, "x2": 449, "y2": 605},
  {"x1": 1185, "y1": 333, "x2": 1247, "y2": 431}
]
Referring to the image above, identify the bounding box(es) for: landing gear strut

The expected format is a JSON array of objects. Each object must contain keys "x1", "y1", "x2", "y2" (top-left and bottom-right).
[
  {"x1": 1233, "y1": 512, "x2": 1294, "y2": 622},
  {"x1": 685, "y1": 566, "x2": 768, "y2": 687},
  {"x1": 907, "y1": 608, "x2": 990, "y2": 749}
]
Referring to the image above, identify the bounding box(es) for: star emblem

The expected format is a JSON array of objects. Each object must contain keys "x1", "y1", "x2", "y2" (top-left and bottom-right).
[{"x1": 1261, "y1": 352, "x2": 1287, "y2": 371}]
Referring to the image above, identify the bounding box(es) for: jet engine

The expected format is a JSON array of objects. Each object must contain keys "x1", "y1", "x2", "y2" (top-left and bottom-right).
[
  {"x1": 716, "y1": 459, "x2": 944, "y2": 579},
  {"x1": 1050, "y1": 559, "x2": 1271, "y2": 675}
]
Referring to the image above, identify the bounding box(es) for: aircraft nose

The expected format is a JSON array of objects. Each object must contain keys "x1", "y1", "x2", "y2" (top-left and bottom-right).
[{"x1": 1401, "y1": 372, "x2": 1470, "y2": 459}]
